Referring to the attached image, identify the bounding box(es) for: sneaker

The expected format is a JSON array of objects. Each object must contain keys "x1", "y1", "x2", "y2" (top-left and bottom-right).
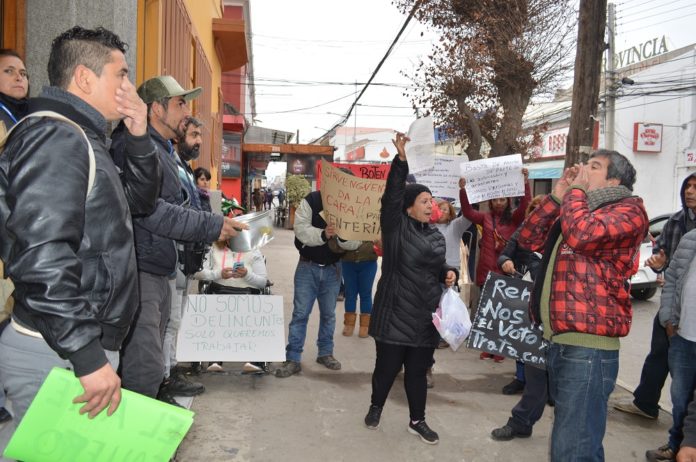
[
  {"x1": 491, "y1": 424, "x2": 532, "y2": 441},
  {"x1": 480, "y1": 352, "x2": 492, "y2": 360},
  {"x1": 426, "y1": 368, "x2": 434, "y2": 389},
  {"x1": 316, "y1": 355, "x2": 342, "y2": 370},
  {"x1": 242, "y1": 362, "x2": 263, "y2": 374},
  {"x1": 207, "y1": 362, "x2": 224, "y2": 372},
  {"x1": 161, "y1": 372, "x2": 205, "y2": 397},
  {"x1": 408, "y1": 420, "x2": 439, "y2": 445},
  {"x1": 364, "y1": 404, "x2": 382, "y2": 429},
  {"x1": 493, "y1": 355, "x2": 505, "y2": 363},
  {"x1": 437, "y1": 339, "x2": 450, "y2": 349},
  {"x1": 614, "y1": 401, "x2": 658, "y2": 420},
  {"x1": 646, "y1": 443, "x2": 675, "y2": 462},
  {"x1": 275, "y1": 360, "x2": 301, "y2": 378},
  {"x1": 156, "y1": 389, "x2": 185, "y2": 408},
  {"x1": 0, "y1": 407, "x2": 12, "y2": 424},
  {"x1": 502, "y1": 379, "x2": 525, "y2": 395}
]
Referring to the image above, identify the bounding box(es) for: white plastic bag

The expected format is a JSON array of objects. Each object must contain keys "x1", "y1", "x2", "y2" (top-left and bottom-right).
[{"x1": 432, "y1": 287, "x2": 472, "y2": 351}]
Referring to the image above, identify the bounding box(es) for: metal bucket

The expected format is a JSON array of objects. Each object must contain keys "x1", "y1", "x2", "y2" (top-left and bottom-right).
[{"x1": 227, "y1": 210, "x2": 274, "y2": 252}]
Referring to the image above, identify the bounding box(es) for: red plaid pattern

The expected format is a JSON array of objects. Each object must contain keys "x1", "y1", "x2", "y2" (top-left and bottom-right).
[{"x1": 519, "y1": 189, "x2": 648, "y2": 337}]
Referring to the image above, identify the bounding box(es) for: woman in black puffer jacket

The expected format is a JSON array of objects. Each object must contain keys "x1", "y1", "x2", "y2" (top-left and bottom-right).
[{"x1": 364, "y1": 132, "x2": 457, "y2": 445}]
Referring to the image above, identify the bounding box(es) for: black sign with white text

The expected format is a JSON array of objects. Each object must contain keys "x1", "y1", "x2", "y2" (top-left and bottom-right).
[{"x1": 467, "y1": 272, "x2": 548, "y2": 368}]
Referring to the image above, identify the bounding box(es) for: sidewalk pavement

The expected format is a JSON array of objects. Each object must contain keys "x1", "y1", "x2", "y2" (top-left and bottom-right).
[{"x1": 175, "y1": 228, "x2": 671, "y2": 462}]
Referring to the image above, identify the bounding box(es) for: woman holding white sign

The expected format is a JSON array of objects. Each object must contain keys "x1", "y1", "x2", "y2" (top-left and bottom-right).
[
  {"x1": 460, "y1": 169, "x2": 531, "y2": 362},
  {"x1": 363, "y1": 132, "x2": 457, "y2": 445},
  {"x1": 194, "y1": 240, "x2": 269, "y2": 373}
]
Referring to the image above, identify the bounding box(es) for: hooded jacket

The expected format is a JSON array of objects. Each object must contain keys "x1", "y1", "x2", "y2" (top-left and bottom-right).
[
  {"x1": 369, "y1": 156, "x2": 457, "y2": 348},
  {"x1": 653, "y1": 173, "x2": 696, "y2": 270},
  {"x1": 1, "y1": 88, "x2": 159, "y2": 376}
]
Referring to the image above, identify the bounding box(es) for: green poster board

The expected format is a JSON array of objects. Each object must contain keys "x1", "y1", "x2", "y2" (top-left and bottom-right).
[{"x1": 4, "y1": 367, "x2": 194, "y2": 462}]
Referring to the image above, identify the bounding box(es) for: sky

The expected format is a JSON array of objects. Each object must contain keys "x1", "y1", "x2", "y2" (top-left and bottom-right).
[{"x1": 248, "y1": 0, "x2": 696, "y2": 145}]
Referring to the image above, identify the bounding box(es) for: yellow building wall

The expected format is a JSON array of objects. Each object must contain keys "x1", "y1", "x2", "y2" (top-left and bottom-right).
[{"x1": 184, "y1": 0, "x2": 223, "y2": 122}]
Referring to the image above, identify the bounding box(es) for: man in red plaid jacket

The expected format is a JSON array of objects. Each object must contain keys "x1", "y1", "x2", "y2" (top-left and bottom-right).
[{"x1": 518, "y1": 149, "x2": 648, "y2": 462}]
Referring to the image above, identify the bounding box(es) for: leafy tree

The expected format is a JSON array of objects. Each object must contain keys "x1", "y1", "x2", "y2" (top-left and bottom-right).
[{"x1": 396, "y1": 0, "x2": 576, "y2": 159}]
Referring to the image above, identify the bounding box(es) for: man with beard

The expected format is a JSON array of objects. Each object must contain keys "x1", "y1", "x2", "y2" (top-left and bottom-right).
[
  {"x1": 160, "y1": 116, "x2": 206, "y2": 392},
  {"x1": 112, "y1": 76, "x2": 247, "y2": 403}
]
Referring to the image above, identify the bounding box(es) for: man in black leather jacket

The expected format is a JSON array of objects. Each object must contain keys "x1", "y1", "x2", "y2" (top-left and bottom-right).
[
  {"x1": 0, "y1": 26, "x2": 160, "y2": 449},
  {"x1": 114, "y1": 76, "x2": 245, "y2": 401}
]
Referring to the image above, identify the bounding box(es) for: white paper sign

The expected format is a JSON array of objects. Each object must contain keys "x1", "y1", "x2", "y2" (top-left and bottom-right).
[
  {"x1": 176, "y1": 294, "x2": 286, "y2": 362},
  {"x1": 405, "y1": 116, "x2": 435, "y2": 173},
  {"x1": 460, "y1": 154, "x2": 524, "y2": 203},
  {"x1": 410, "y1": 155, "x2": 467, "y2": 201}
]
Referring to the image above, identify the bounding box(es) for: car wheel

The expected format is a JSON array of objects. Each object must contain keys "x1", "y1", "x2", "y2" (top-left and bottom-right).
[{"x1": 631, "y1": 287, "x2": 658, "y2": 301}]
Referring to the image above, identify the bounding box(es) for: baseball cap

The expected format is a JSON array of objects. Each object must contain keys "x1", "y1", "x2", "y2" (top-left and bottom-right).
[{"x1": 137, "y1": 75, "x2": 202, "y2": 104}]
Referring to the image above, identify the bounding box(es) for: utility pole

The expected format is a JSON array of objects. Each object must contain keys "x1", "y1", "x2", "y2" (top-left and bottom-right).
[
  {"x1": 565, "y1": 0, "x2": 608, "y2": 166},
  {"x1": 605, "y1": 3, "x2": 616, "y2": 150}
]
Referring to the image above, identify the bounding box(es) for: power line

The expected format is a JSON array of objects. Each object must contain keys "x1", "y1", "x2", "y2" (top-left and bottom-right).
[
  {"x1": 309, "y1": 0, "x2": 425, "y2": 144},
  {"x1": 616, "y1": 0, "x2": 690, "y2": 21},
  {"x1": 617, "y1": 4, "x2": 696, "y2": 26},
  {"x1": 620, "y1": 10, "x2": 696, "y2": 33}
]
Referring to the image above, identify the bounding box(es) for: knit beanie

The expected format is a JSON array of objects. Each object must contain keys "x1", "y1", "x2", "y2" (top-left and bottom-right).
[{"x1": 403, "y1": 183, "x2": 432, "y2": 212}]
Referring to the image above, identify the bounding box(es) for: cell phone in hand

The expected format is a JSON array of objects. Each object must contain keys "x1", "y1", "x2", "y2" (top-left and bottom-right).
[{"x1": 232, "y1": 262, "x2": 244, "y2": 270}]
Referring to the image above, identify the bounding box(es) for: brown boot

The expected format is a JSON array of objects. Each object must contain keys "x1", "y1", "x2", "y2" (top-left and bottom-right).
[
  {"x1": 359, "y1": 314, "x2": 371, "y2": 338},
  {"x1": 343, "y1": 312, "x2": 357, "y2": 336}
]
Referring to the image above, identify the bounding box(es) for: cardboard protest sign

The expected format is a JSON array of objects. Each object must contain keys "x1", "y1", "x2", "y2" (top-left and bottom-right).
[
  {"x1": 405, "y1": 116, "x2": 435, "y2": 173},
  {"x1": 460, "y1": 153, "x2": 524, "y2": 203},
  {"x1": 467, "y1": 272, "x2": 548, "y2": 368},
  {"x1": 177, "y1": 294, "x2": 286, "y2": 362},
  {"x1": 314, "y1": 162, "x2": 390, "y2": 190},
  {"x1": 4, "y1": 367, "x2": 193, "y2": 462},
  {"x1": 319, "y1": 159, "x2": 385, "y2": 240},
  {"x1": 410, "y1": 155, "x2": 467, "y2": 202}
]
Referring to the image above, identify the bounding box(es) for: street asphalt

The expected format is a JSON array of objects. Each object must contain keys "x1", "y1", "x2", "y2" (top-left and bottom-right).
[{"x1": 174, "y1": 226, "x2": 671, "y2": 462}]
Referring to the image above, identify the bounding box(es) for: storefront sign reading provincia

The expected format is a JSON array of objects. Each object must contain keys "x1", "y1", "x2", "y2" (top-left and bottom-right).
[
  {"x1": 614, "y1": 35, "x2": 669, "y2": 69},
  {"x1": 177, "y1": 294, "x2": 286, "y2": 362},
  {"x1": 320, "y1": 159, "x2": 385, "y2": 240},
  {"x1": 467, "y1": 272, "x2": 548, "y2": 368}
]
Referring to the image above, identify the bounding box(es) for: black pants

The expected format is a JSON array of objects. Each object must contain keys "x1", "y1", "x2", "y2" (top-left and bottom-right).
[
  {"x1": 508, "y1": 363, "x2": 549, "y2": 433},
  {"x1": 370, "y1": 341, "x2": 435, "y2": 421},
  {"x1": 632, "y1": 313, "x2": 669, "y2": 417}
]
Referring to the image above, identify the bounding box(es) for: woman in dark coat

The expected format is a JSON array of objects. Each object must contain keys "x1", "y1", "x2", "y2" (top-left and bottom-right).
[{"x1": 364, "y1": 132, "x2": 457, "y2": 445}]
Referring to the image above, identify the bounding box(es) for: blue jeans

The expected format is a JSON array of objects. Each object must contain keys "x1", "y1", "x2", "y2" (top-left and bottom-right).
[
  {"x1": 341, "y1": 260, "x2": 377, "y2": 314},
  {"x1": 667, "y1": 335, "x2": 696, "y2": 451},
  {"x1": 548, "y1": 343, "x2": 618, "y2": 462},
  {"x1": 633, "y1": 313, "x2": 669, "y2": 417},
  {"x1": 286, "y1": 261, "x2": 341, "y2": 362}
]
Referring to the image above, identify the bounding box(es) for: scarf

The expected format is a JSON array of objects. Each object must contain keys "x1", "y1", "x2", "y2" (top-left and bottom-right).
[{"x1": 586, "y1": 185, "x2": 633, "y2": 211}]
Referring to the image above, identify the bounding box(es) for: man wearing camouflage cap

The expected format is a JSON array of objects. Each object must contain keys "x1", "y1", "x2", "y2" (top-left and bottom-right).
[{"x1": 112, "y1": 75, "x2": 247, "y2": 402}]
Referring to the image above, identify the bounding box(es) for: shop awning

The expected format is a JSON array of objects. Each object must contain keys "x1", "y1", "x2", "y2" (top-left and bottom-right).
[{"x1": 525, "y1": 159, "x2": 564, "y2": 179}]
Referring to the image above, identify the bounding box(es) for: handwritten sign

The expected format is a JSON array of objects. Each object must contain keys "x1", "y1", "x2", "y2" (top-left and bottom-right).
[
  {"x1": 466, "y1": 272, "x2": 547, "y2": 368},
  {"x1": 405, "y1": 116, "x2": 435, "y2": 173},
  {"x1": 177, "y1": 294, "x2": 286, "y2": 362},
  {"x1": 315, "y1": 162, "x2": 391, "y2": 189},
  {"x1": 320, "y1": 159, "x2": 385, "y2": 240},
  {"x1": 460, "y1": 154, "x2": 524, "y2": 203},
  {"x1": 410, "y1": 155, "x2": 467, "y2": 201},
  {"x1": 4, "y1": 368, "x2": 194, "y2": 462}
]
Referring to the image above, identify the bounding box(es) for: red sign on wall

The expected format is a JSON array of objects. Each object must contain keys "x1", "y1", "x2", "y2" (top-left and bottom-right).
[{"x1": 633, "y1": 123, "x2": 663, "y2": 153}]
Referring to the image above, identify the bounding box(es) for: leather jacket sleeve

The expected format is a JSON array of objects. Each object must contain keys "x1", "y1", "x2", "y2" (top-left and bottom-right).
[
  {"x1": 110, "y1": 129, "x2": 161, "y2": 216},
  {"x1": 4, "y1": 119, "x2": 106, "y2": 375}
]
